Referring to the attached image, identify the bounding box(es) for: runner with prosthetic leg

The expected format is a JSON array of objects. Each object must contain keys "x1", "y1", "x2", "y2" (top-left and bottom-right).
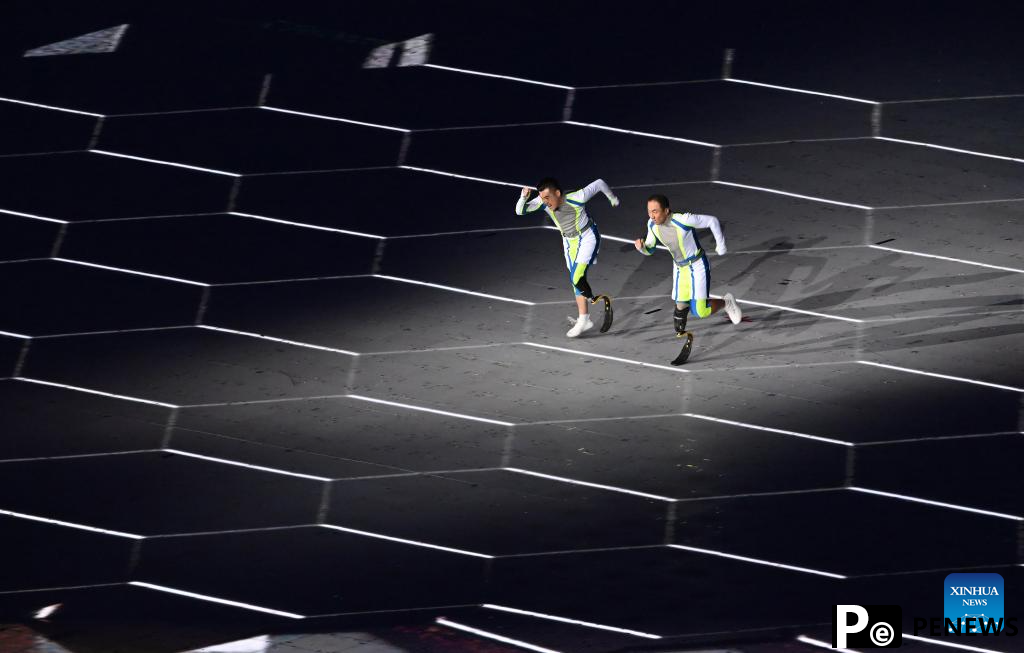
[
  {"x1": 634, "y1": 194, "x2": 742, "y2": 364},
  {"x1": 516, "y1": 177, "x2": 619, "y2": 337}
]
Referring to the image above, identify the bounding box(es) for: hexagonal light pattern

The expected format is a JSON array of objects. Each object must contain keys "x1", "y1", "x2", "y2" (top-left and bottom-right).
[{"x1": 1, "y1": 33, "x2": 1022, "y2": 653}]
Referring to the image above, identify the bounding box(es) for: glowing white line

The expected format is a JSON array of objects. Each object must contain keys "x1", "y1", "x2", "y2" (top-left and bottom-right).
[
  {"x1": 563, "y1": 121, "x2": 717, "y2": 147},
  {"x1": 13, "y1": 377, "x2": 178, "y2": 408},
  {"x1": 197, "y1": 325, "x2": 358, "y2": 356},
  {"x1": 361, "y1": 342, "x2": 518, "y2": 356},
  {"x1": 797, "y1": 635, "x2": 856, "y2": 652},
  {"x1": 576, "y1": 79, "x2": 719, "y2": 90},
  {"x1": 712, "y1": 181, "x2": 873, "y2": 209},
  {"x1": 214, "y1": 274, "x2": 370, "y2": 287},
  {"x1": 0, "y1": 208, "x2": 67, "y2": 223},
  {"x1": 607, "y1": 234, "x2": 670, "y2": 251},
  {"x1": 52, "y1": 257, "x2": 209, "y2": 286},
  {"x1": 904, "y1": 634, "x2": 1007, "y2": 652},
  {"x1": 710, "y1": 293, "x2": 864, "y2": 324},
  {"x1": 610, "y1": 180, "x2": 707, "y2": 189},
  {"x1": 0, "y1": 582, "x2": 124, "y2": 595},
  {"x1": 78, "y1": 211, "x2": 226, "y2": 223},
  {"x1": 0, "y1": 96, "x2": 104, "y2": 117},
  {"x1": 89, "y1": 149, "x2": 241, "y2": 177},
  {"x1": 260, "y1": 105, "x2": 410, "y2": 132},
  {"x1": 34, "y1": 325, "x2": 194, "y2": 339},
  {"x1": 391, "y1": 226, "x2": 550, "y2": 239},
  {"x1": 192, "y1": 634, "x2": 270, "y2": 652},
  {"x1": 0, "y1": 449, "x2": 158, "y2": 464},
  {"x1": 320, "y1": 524, "x2": 493, "y2": 558},
  {"x1": 856, "y1": 430, "x2": 1024, "y2": 446},
  {"x1": 876, "y1": 197, "x2": 1024, "y2": 210},
  {"x1": 730, "y1": 244, "x2": 865, "y2": 254},
  {"x1": 504, "y1": 468, "x2": 676, "y2": 502},
  {"x1": 228, "y1": 211, "x2": 384, "y2": 239},
  {"x1": 724, "y1": 136, "x2": 868, "y2": 148},
  {"x1": 546, "y1": 226, "x2": 670, "y2": 251},
  {"x1": 857, "y1": 361, "x2": 1023, "y2": 393},
  {"x1": 587, "y1": 231, "x2": 632, "y2": 244},
  {"x1": 875, "y1": 136, "x2": 1024, "y2": 163},
  {"x1": 372, "y1": 274, "x2": 534, "y2": 305},
  {"x1": 398, "y1": 165, "x2": 526, "y2": 188},
  {"x1": 733, "y1": 298, "x2": 863, "y2": 324},
  {"x1": 0, "y1": 508, "x2": 143, "y2": 539},
  {"x1": 310, "y1": 602, "x2": 483, "y2": 618},
  {"x1": 416, "y1": 121, "x2": 563, "y2": 133},
  {"x1": 346, "y1": 394, "x2": 516, "y2": 426},
  {"x1": 180, "y1": 394, "x2": 350, "y2": 409},
  {"x1": 668, "y1": 544, "x2": 847, "y2": 578},
  {"x1": 482, "y1": 604, "x2": 661, "y2": 638},
  {"x1": 0, "y1": 149, "x2": 83, "y2": 159},
  {"x1": 684, "y1": 413, "x2": 854, "y2": 446},
  {"x1": 128, "y1": 582, "x2": 305, "y2": 619},
  {"x1": 888, "y1": 92, "x2": 1024, "y2": 104},
  {"x1": 868, "y1": 245, "x2": 1024, "y2": 273},
  {"x1": 107, "y1": 106, "x2": 254, "y2": 119},
  {"x1": 522, "y1": 342, "x2": 688, "y2": 374},
  {"x1": 162, "y1": 449, "x2": 332, "y2": 482},
  {"x1": 0, "y1": 330, "x2": 30, "y2": 339},
  {"x1": 0, "y1": 257, "x2": 48, "y2": 264},
  {"x1": 434, "y1": 618, "x2": 560, "y2": 652},
  {"x1": 725, "y1": 78, "x2": 878, "y2": 104},
  {"x1": 849, "y1": 487, "x2": 1022, "y2": 521},
  {"x1": 423, "y1": 63, "x2": 572, "y2": 90},
  {"x1": 522, "y1": 412, "x2": 686, "y2": 426},
  {"x1": 698, "y1": 361, "x2": 857, "y2": 373},
  {"x1": 532, "y1": 293, "x2": 665, "y2": 306}
]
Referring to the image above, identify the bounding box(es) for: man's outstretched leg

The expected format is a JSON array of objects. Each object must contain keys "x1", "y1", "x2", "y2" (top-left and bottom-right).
[
  {"x1": 670, "y1": 257, "x2": 741, "y2": 365},
  {"x1": 670, "y1": 302, "x2": 694, "y2": 365},
  {"x1": 567, "y1": 265, "x2": 603, "y2": 337},
  {"x1": 694, "y1": 296, "x2": 741, "y2": 324},
  {"x1": 567, "y1": 299, "x2": 594, "y2": 337},
  {"x1": 673, "y1": 305, "x2": 688, "y2": 335},
  {"x1": 571, "y1": 272, "x2": 613, "y2": 334},
  {"x1": 723, "y1": 293, "x2": 742, "y2": 324},
  {"x1": 670, "y1": 298, "x2": 742, "y2": 365}
]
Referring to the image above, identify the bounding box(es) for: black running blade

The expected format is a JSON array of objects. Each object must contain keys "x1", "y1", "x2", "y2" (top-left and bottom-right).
[
  {"x1": 596, "y1": 295, "x2": 613, "y2": 333},
  {"x1": 671, "y1": 333, "x2": 693, "y2": 366}
]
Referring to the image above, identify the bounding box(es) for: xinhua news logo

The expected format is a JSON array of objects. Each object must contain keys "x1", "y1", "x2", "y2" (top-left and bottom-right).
[
  {"x1": 912, "y1": 572, "x2": 1018, "y2": 637},
  {"x1": 944, "y1": 573, "x2": 1004, "y2": 634},
  {"x1": 833, "y1": 605, "x2": 902, "y2": 648}
]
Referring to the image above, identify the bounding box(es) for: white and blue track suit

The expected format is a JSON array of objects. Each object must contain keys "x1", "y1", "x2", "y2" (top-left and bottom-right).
[
  {"x1": 515, "y1": 180, "x2": 617, "y2": 295},
  {"x1": 639, "y1": 212, "x2": 726, "y2": 317}
]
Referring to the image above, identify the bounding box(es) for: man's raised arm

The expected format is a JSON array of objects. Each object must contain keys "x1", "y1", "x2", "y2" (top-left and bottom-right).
[
  {"x1": 571, "y1": 179, "x2": 619, "y2": 207},
  {"x1": 516, "y1": 187, "x2": 545, "y2": 215}
]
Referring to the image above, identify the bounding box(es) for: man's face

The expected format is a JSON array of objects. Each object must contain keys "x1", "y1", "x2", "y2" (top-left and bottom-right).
[
  {"x1": 648, "y1": 200, "x2": 671, "y2": 225},
  {"x1": 539, "y1": 187, "x2": 562, "y2": 209}
]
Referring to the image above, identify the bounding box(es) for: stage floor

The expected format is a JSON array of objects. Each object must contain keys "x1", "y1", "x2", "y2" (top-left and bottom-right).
[{"x1": 1, "y1": 3, "x2": 1022, "y2": 651}]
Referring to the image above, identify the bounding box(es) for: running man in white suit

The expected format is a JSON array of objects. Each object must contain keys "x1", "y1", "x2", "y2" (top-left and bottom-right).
[
  {"x1": 517, "y1": 177, "x2": 619, "y2": 337},
  {"x1": 635, "y1": 193, "x2": 741, "y2": 363}
]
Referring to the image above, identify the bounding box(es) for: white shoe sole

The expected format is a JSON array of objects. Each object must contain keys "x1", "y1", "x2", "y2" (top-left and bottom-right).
[{"x1": 724, "y1": 293, "x2": 742, "y2": 325}]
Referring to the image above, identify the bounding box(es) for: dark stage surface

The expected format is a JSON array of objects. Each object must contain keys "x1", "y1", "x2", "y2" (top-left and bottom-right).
[{"x1": 1, "y1": 2, "x2": 1022, "y2": 652}]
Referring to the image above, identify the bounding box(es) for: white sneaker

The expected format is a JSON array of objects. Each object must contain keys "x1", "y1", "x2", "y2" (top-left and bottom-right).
[
  {"x1": 724, "y1": 292, "x2": 742, "y2": 325},
  {"x1": 566, "y1": 315, "x2": 594, "y2": 338}
]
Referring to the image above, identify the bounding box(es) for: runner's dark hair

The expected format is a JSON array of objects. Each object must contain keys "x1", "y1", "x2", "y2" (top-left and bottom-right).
[
  {"x1": 537, "y1": 177, "x2": 562, "y2": 193},
  {"x1": 647, "y1": 194, "x2": 670, "y2": 209}
]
